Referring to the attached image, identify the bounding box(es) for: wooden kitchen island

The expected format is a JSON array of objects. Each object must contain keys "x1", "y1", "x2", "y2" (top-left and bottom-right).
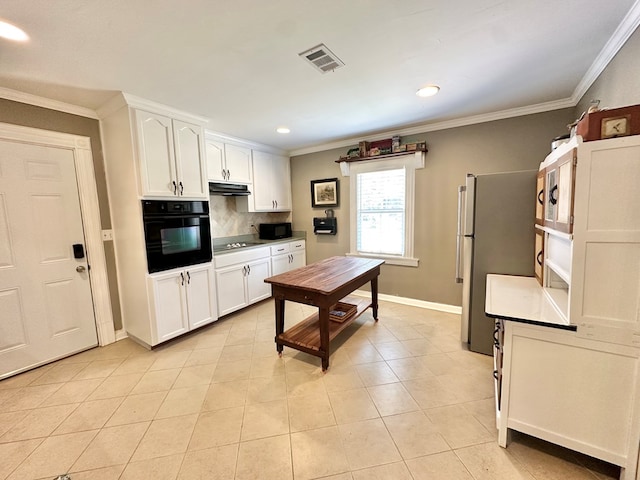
[{"x1": 264, "y1": 256, "x2": 384, "y2": 371}]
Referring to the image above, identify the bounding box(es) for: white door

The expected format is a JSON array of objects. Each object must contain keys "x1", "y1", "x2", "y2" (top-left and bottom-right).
[
  {"x1": 173, "y1": 120, "x2": 207, "y2": 198},
  {"x1": 271, "y1": 254, "x2": 290, "y2": 276},
  {"x1": 150, "y1": 270, "x2": 189, "y2": 344},
  {"x1": 290, "y1": 250, "x2": 306, "y2": 270},
  {"x1": 0, "y1": 140, "x2": 98, "y2": 379},
  {"x1": 224, "y1": 144, "x2": 252, "y2": 184},
  {"x1": 246, "y1": 258, "x2": 272, "y2": 304},
  {"x1": 186, "y1": 264, "x2": 217, "y2": 329},
  {"x1": 206, "y1": 139, "x2": 226, "y2": 182},
  {"x1": 215, "y1": 265, "x2": 247, "y2": 316},
  {"x1": 251, "y1": 150, "x2": 275, "y2": 211},
  {"x1": 272, "y1": 154, "x2": 292, "y2": 211},
  {"x1": 135, "y1": 109, "x2": 177, "y2": 197}
]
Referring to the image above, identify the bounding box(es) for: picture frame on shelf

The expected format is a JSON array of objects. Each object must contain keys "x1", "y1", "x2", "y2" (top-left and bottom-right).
[{"x1": 311, "y1": 178, "x2": 339, "y2": 208}]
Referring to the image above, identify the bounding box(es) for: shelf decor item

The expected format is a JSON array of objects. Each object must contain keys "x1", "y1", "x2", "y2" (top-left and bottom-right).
[
  {"x1": 576, "y1": 103, "x2": 640, "y2": 141},
  {"x1": 311, "y1": 177, "x2": 339, "y2": 208},
  {"x1": 329, "y1": 302, "x2": 357, "y2": 323}
]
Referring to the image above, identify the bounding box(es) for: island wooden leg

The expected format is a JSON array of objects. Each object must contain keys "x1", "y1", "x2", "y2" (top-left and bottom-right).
[
  {"x1": 371, "y1": 276, "x2": 379, "y2": 321},
  {"x1": 319, "y1": 306, "x2": 330, "y2": 371},
  {"x1": 274, "y1": 295, "x2": 285, "y2": 356}
]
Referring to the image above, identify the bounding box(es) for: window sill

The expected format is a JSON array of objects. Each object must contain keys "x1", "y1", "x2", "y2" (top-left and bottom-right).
[{"x1": 346, "y1": 252, "x2": 419, "y2": 267}]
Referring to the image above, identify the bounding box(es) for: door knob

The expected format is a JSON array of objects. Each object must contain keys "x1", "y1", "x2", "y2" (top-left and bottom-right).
[{"x1": 76, "y1": 265, "x2": 86, "y2": 273}]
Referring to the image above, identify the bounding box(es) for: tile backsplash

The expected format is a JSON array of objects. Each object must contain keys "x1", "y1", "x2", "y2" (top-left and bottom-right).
[{"x1": 209, "y1": 195, "x2": 291, "y2": 238}]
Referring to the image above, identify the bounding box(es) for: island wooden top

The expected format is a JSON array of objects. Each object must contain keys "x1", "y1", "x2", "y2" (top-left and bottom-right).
[{"x1": 264, "y1": 256, "x2": 384, "y2": 295}]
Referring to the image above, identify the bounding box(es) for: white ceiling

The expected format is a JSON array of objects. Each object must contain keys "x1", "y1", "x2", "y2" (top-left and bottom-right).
[{"x1": 0, "y1": 0, "x2": 638, "y2": 154}]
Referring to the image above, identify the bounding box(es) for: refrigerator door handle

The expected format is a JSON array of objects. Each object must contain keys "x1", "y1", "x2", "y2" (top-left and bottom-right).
[{"x1": 455, "y1": 185, "x2": 466, "y2": 283}]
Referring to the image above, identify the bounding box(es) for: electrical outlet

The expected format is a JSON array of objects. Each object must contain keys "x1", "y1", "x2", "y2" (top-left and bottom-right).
[{"x1": 101, "y1": 230, "x2": 113, "y2": 241}]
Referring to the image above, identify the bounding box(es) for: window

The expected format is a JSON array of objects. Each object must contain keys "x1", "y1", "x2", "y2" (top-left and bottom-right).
[{"x1": 348, "y1": 154, "x2": 421, "y2": 267}]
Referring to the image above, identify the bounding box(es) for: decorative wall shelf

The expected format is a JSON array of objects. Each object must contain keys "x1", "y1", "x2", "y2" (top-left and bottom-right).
[{"x1": 336, "y1": 149, "x2": 427, "y2": 176}]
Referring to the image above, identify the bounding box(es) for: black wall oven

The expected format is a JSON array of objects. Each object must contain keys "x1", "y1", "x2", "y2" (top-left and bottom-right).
[{"x1": 142, "y1": 200, "x2": 212, "y2": 273}]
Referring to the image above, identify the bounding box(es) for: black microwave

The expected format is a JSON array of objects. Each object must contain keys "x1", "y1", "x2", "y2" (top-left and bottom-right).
[{"x1": 259, "y1": 222, "x2": 292, "y2": 240}]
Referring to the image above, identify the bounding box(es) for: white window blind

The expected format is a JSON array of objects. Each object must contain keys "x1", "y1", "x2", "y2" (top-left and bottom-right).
[{"x1": 356, "y1": 168, "x2": 405, "y2": 256}]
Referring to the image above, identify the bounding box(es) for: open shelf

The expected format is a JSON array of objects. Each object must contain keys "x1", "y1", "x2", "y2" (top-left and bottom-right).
[
  {"x1": 543, "y1": 285, "x2": 569, "y2": 321},
  {"x1": 277, "y1": 295, "x2": 372, "y2": 353}
]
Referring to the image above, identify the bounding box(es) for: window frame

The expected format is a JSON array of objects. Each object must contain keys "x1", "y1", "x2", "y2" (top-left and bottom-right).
[{"x1": 347, "y1": 153, "x2": 423, "y2": 267}]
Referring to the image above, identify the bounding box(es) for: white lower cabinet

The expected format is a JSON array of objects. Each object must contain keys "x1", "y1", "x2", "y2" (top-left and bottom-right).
[
  {"x1": 271, "y1": 240, "x2": 306, "y2": 275},
  {"x1": 214, "y1": 247, "x2": 272, "y2": 317},
  {"x1": 148, "y1": 263, "x2": 217, "y2": 346},
  {"x1": 499, "y1": 321, "x2": 640, "y2": 478}
]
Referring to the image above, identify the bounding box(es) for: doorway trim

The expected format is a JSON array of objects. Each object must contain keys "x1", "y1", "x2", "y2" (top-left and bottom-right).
[{"x1": 0, "y1": 122, "x2": 115, "y2": 347}]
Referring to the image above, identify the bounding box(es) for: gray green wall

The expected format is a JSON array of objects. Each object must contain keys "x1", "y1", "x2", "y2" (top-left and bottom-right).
[
  {"x1": 576, "y1": 27, "x2": 640, "y2": 115},
  {"x1": 291, "y1": 109, "x2": 575, "y2": 306},
  {"x1": 0, "y1": 100, "x2": 123, "y2": 330}
]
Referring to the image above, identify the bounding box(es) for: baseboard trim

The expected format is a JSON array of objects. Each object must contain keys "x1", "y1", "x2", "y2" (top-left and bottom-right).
[
  {"x1": 115, "y1": 329, "x2": 129, "y2": 342},
  {"x1": 351, "y1": 290, "x2": 462, "y2": 315}
]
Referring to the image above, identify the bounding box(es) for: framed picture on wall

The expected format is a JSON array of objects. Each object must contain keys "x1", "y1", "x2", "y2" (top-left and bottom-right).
[{"x1": 310, "y1": 178, "x2": 339, "y2": 208}]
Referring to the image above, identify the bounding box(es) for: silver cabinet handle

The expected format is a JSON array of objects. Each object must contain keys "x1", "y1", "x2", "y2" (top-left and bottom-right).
[
  {"x1": 179, "y1": 181, "x2": 184, "y2": 195},
  {"x1": 186, "y1": 271, "x2": 191, "y2": 284},
  {"x1": 172, "y1": 180, "x2": 177, "y2": 195},
  {"x1": 76, "y1": 265, "x2": 86, "y2": 273},
  {"x1": 180, "y1": 272, "x2": 185, "y2": 285},
  {"x1": 242, "y1": 266, "x2": 247, "y2": 276},
  {"x1": 221, "y1": 169, "x2": 226, "y2": 180},
  {"x1": 247, "y1": 265, "x2": 251, "y2": 275}
]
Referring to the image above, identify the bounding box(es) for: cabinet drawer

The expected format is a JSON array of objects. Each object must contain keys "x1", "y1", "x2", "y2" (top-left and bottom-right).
[
  {"x1": 290, "y1": 240, "x2": 306, "y2": 251},
  {"x1": 270, "y1": 244, "x2": 290, "y2": 256},
  {"x1": 214, "y1": 247, "x2": 270, "y2": 269}
]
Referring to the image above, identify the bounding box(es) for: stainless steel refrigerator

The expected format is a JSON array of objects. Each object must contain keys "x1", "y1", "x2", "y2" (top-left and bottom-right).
[{"x1": 455, "y1": 170, "x2": 537, "y2": 355}]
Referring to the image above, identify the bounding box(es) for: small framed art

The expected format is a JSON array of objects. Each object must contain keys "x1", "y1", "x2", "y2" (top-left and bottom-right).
[{"x1": 310, "y1": 178, "x2": 339, "y2": 208}]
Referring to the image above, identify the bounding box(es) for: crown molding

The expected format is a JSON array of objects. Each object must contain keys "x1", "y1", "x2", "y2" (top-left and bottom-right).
[
  {"x1": 0, "y1": 86, "x2": 99, "y2": 119},
  {"x1": 289, "y1": 97, "x2": 575, "y2": 157},
  {"x1": 204, "y1": 129, "x2": 288, "y2": 156},
  {"x1": 571, "y1": 0, "x2": 640, "y2": 103}
]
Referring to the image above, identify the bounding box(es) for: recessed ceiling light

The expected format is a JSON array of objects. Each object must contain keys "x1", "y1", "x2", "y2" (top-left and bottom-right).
[
  {"x1": 0, "y1": 20, "x2": 28, "y2": 42},
  {"x1": 276, "y1": 127, "x2": 290, "y2": 134},
  {"x1": 416, "y1": 85, "x2": 440, "y2": 97}
]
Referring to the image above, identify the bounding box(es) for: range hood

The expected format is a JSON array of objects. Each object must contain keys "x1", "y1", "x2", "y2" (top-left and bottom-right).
[{"x1": 209, "y1": 182, "x2": 251, "y2": 196}]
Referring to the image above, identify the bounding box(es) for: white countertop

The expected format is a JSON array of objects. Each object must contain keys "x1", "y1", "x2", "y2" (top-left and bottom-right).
[{"x1": 485, "y1": 274, "x2": 574, "y2": 329}]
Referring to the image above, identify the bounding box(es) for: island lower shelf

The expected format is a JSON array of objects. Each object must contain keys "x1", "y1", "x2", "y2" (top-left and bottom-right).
[{"x1": 277, "y1": 295, "x2": 371, "y2": 354}]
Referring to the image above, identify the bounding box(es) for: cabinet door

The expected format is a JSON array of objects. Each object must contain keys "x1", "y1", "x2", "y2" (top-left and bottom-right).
[
  {"x1": 535, "y1": 169, "x2": 545, "y2": 225},
  {"x1": 173, "y1": 120, "x2": 207, "y2": 198},
  {"x1": 534, "y1": 229, "x2": 544, "y2": 286},
  {"x1": 271, "y1": 154, "x2": 292, "y2": 211},
  {"x1": 135, "y1": 110, "x2": 177, "y2": 197},
  {"x1": 150, "y1": 271, "x2": 189, "y2": 344},
  {"x1": 544, "y1": 148, "x2": 576, "y2": 234},
  {"x1": 554, "y1": 150, "x2": 576, "y2": 234},
  {"x1": 271, "y1": 253, "x2": 290, "y2": 276},
  {"x1": 290, "y1": 250, "x2": 306, "y2": 270},
  {"x1": 251, "y1": 150, "x2": 276, "y2": 211},
  {"x1": 185, "y1": 265, "x2": 217, "y2": 329},
  {"x1": 246, "y1": 257, "x2": 272, "y2": 304},
  {"x1": 206, "y1": 139, "x2": 226, "y2": 182},
  {"x1": 215, "y1": 264, "x2": 247, "y2": 316},
  {"x1": 224, "y1": 144, "x2": 252, "y2": 184}
]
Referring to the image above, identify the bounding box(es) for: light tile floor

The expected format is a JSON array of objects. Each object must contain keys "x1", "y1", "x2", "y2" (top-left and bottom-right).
[{"x1": 0, "y1": 299, "x2": 620, "y2": 480}]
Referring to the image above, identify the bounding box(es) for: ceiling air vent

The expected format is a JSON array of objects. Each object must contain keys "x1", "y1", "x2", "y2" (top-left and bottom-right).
[{"x1": 299, "y1": 44, "x2": 345, "y2": 74}]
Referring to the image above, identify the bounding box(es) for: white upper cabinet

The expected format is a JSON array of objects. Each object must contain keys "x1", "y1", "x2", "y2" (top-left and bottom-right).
[
  {"x1": 241, "y1": 150, "x2": 292, "y2": 212},
  {"x1": 173, "y1": 120, "x2": 207, "y2": 198},
  {"x1": 224, "y1": 144, "x2": 253, "y2": 184},
  {"x1": 135, "y1": 109, "x2": 207, "y2": 198},
  {"x1": 205, "y1": 136, "x2": 252, "y2": 184},
  {"x1": 136, "y1": 111, "x2": 176, "y2": 197}
]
